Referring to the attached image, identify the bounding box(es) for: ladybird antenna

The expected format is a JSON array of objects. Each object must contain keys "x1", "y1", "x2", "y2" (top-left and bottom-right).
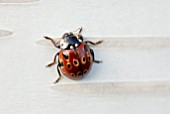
[
  {"x1": 44, "y1": 36, "x2": 60, "y2": 49},
  {"x1": 73, "y1": 27, "x2": 82, "y2": 33}
]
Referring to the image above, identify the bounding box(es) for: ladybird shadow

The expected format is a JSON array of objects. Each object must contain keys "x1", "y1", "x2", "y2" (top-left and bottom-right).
[{"x1": 50, "y1": 81, "x2": 170, "y2": 96}]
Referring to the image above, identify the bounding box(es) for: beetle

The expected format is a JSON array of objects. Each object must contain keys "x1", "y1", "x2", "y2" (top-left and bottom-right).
[{"x1": 44, "y1": 27, "x2": 103, "y2": 83}]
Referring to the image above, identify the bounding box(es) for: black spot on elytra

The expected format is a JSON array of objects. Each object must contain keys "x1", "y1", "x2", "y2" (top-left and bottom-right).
[
  {"x1": 74, "y1": 60, "x2": 78, "y2": 65},
  {"x1": 88, "y1": 56, "x2": 91, "y2": 61},
  {"x1": 60, "y1": 61, "x2": 64, "y2": 66},
  {"x1": 83, "y1": 70, "x2": 87, "y2": 74},
  {"x1": 83, "y1": 57, "x2": 86, "y2": 62},
  {"x1": 84, "y1": 45, "x2": 88, "y2": 52},
  {"x1": 70, "y1": 73, "x2": 75, "y2": 77},
  {"x1": 67, "y1": 63, "x2": 71, "y2": 69},
  {"x1": 62, "y1": 53, "x2": 68, "y2": 59},
  {"x1": 77, "y1": 72, "x2": 82, "y2": 76}
]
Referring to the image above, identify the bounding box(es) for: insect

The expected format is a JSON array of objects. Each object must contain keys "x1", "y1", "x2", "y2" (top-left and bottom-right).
[{"x1": 44, "y1": 27, "x2": 103, "y2": 83}]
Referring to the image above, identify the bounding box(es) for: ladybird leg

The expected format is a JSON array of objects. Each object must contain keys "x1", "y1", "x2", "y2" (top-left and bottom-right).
[
  {"x1": 85, "y1": 40, "x2": 103, "y2": 46},
  {"x1": 90, "y1": 49, "x2": 102, "y2": 63},
  {"x1": 46, "y1": 52, "x2": 59, "y2": 67},
  {"x1": 53, "y1": 65, "x2": 62, "y2": 83},
  {"x1": 44, "y1": 36, "x2": 60, "y2": 49}
]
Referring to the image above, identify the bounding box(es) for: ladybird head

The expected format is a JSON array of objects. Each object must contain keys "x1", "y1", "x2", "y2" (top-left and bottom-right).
[{"x1": 59, "y1": 32, "x2": 82, "y2": 50}]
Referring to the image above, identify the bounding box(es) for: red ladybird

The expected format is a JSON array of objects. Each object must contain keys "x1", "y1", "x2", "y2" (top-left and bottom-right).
[{"x1": 44, "y1": 27, "x2": 102, "y2": 83}]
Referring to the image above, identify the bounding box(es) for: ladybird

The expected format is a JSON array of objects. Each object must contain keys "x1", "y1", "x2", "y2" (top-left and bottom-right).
[{"x1": 44, "y1": 27, "x2": 103, "y2": 83}]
